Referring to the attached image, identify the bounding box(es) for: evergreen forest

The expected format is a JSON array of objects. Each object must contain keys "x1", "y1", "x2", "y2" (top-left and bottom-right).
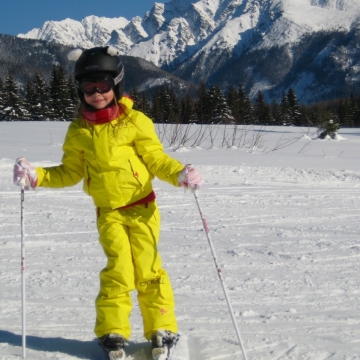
[{"x1": 1, "y1": 66, "x2": 360, "y2": 128}]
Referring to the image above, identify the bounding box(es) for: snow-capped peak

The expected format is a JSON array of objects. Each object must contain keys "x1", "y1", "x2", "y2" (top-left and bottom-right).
[
  {"x1": 18, "y1": 15, "x2": 130, "y2": 50},
  {"x1": 15, "y1": 0, "x2": 360, "y2": 104}
]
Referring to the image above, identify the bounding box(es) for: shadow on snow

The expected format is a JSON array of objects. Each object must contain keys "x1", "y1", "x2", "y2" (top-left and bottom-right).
[{"x1": 0, "y1": 329, "x2": 150, "y2": 359}]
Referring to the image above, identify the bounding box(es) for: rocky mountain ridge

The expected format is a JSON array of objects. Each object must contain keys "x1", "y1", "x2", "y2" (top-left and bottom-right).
[
  {"x1": 16, "y1": 0, "x2": 360, "y2": 103},
  {"x1": 0, "y1": 34, "x2": 197, "y2": 98}
]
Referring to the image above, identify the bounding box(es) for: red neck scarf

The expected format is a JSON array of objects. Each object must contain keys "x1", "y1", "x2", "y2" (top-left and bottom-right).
[{"x1": 83, "y1": 104, "x2": 123, "y2": 125}]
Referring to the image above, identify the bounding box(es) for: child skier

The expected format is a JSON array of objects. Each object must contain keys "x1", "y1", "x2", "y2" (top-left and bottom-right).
[{"x1": 13, "y1": 46, "x2": 202, "y2": 360}]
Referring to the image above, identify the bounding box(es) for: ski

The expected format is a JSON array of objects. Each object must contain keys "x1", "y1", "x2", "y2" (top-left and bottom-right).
[
  {"x1": 152, "y1": 333, "x2": 180, "y2": 360},
  {"x1": 102, "y1": 333, "x2": 183, "y2": 360},
  {"x1": 107, "y1": 349, "x2": 126, "y2": 360}
]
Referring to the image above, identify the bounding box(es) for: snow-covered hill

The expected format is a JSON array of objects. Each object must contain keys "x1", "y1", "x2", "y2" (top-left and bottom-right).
[
  {"x1": 2, "y1": 122, "x2": 360, "y2": 359},
  {"x1": 18, "y1": 0, "x2": 360, "y2": 103}
]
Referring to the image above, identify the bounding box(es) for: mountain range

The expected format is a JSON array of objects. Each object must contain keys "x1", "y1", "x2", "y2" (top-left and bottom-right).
[
  {"x1": 0, "y1": 34, "x2": 198, "y2": 101},
  {"x1": 16, "y1": 0, "x2": 360, "y2": 104}
]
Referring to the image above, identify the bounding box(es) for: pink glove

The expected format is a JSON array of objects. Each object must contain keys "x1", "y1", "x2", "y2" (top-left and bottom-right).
[
  {"x1": 13, "y1": 157, "x2": 38, "y2": 190},
  {"x1": 178, "y1": 164, "x2": 202, "y2": 190}
]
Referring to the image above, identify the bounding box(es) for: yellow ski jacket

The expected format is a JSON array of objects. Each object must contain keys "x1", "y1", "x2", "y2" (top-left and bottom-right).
[{"x1": 36, "y1": 97, "x2": 184, "y2": 209}]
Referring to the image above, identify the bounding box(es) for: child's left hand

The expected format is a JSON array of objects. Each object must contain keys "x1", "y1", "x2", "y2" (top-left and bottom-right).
[{"x1": 178, "y1": 164, "x2": 202, "y2": 190}]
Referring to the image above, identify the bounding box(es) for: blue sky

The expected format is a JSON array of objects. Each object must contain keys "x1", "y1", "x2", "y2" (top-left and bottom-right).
[{"x1": 0, "y1": 0, "x2": 160, "y2": 36}]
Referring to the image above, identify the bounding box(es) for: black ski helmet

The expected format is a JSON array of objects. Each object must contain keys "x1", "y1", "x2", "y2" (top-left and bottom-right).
[{"x1": 69, "y1": 46, "x2": 124, "y2": 100}]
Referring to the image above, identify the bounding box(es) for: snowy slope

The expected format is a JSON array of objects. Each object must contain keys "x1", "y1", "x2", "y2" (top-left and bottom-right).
[{"x1": 1, "y1": 122, "x2": 360, "y2": 359}]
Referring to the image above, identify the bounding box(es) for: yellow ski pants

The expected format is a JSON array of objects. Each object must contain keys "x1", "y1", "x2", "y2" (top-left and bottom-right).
[{"x1": 94, "y1": 202, "x2": 178, "y2": 340}]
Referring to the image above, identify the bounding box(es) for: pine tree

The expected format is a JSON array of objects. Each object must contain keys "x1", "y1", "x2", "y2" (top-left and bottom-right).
[
  {"x1": 33, "y1": 72, "x2": 52, "y2": 120},
  {"x1": 307, "y1": 105, "x2": 322, "y2": 127},
  {"x1": 348, "y1": 93, "x2": 360, "y2": 127},
  {"x1": 0, "y1": 70, "x2": 29, "y2": 120},
  {"x1": 129, "y1": 87, "x2": 141, "y2": 111},
  {"x1": 157, "y1": 86, "x2": 180, "y2": 123},
  {"x1": 129, "y1": 88, "x2": 152, "y2": 117},
  {"x1": 140, "y1": 92, "x2": 152, "y2": 117},
  {"x1": 151, "y1": 89, "x2": 162, "y2": 123},
  {"x1": 254, "y1": 90, "x2": 272, "y2": 125},
  {"x1": 180, "y1": 93, "x2": 197, "y2": 124},
  {"x1": 271, "y1": 100, "x2": 282, "y2": 125},
  {"x1": 195, "y1": 82, "x2": 210, "y2": 124},
  {"x1": 66, "y1": 75, "x2": 78, "y2": 119},
  {"x1": 238, "y1": 84, "x2": 254, "y2": 124},
  {"x1": 49, "y1": 65, "x2": 71, "y2": 120},
  {"x1": 211, "y1": 86, "x2": 232, "y2": 123},
  {"x1": 340, "y1": 97, "x2": 354, "y2": 127},
  {"x1": 299, "y1": 105, "x2": 312, "y2": 127},
  {"x1": 205, "y1": 85, "x2": 216, "y2": 123},
  {"x1": 354, "y1": 95, "x2": 360, "y2": 127},
  {"x1": 280, "y1": 91, "x2": 291, "y2": 125},
  {"x1": 287, "y1": 88, "x2": 302, "y2": 126},
  {"x1": 227, "y1": 85, "x2": 240, "y2": 123},
  {"x1": 0, "y1": 78, "x2": 4, "y2": 113},
  {"x1": 24, "y1": 79, "x2": 38, "y2": 119}
]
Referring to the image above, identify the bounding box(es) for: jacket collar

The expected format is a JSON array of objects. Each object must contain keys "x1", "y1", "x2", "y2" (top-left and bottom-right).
[
  {"x1": 83, "y1": 104, "x2": 121, "y2": 125},
  {"x1": 82, "y1": 95, "x2": 134, "y2": 125}
]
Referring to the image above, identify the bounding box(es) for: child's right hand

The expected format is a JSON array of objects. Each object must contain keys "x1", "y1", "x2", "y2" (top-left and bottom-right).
[{"x1": 13, "y1": 158, "x2": 38, "y2": 190}]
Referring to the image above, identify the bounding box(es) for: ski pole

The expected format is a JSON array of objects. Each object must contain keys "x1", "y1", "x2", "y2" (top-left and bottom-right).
[
  {"x1": 19, "y1": 175, "x2": 26, "y2": 359},
  {"x1": 193, "y1": 189, "x2": 248, "y2": 360}
]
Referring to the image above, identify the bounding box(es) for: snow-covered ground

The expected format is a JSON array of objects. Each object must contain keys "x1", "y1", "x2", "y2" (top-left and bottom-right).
[{"x1": 1, "y1": 122, "x2": 360, "y2": 359}]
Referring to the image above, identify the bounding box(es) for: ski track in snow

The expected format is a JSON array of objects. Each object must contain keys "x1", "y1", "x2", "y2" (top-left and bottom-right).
[{"x1": 1, "y1": 123, "x2": 360, "y2": 359}]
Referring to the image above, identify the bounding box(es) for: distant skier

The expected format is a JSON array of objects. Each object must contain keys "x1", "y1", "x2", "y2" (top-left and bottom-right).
[{"x1": 13, "y1": 46, "x2": 202, "y2": 360}]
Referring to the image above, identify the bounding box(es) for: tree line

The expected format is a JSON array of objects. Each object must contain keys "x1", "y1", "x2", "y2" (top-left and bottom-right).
[
  {"x1": 0, "y1": 65, "x2": 359, "y2": 127},
  {"x1": 135, "y1": 84, "x2": 360, "y2": 128},
  {"x1": 0, "y1": 66, "x2": 77, "y2": 121}
]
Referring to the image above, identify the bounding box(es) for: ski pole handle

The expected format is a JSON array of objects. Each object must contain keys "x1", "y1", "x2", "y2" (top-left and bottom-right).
[{"x1": 17, "y1": 158, "x2": 27, "y2": 187}]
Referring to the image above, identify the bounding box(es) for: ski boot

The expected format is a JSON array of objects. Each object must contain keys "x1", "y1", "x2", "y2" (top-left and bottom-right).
[
  {"x1": 151, "y1": 330, "x2": 178, "y2": 360},
  {"x1": 98, "y1": 333, "x2": 126, "y2": 360}
]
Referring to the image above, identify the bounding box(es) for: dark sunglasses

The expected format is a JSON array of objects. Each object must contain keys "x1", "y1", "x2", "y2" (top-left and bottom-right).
[{"x1": 77, "y1": 76, "x2": 115, "y2": 95}]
